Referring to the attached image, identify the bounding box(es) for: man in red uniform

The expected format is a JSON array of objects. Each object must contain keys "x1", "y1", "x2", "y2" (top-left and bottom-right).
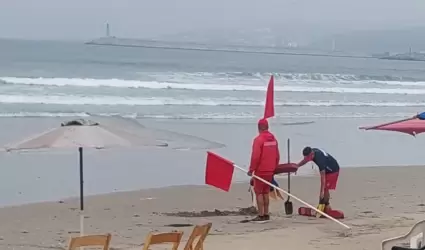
[{"x1": 247, "y1": 118, "x2": 280, "y2": 222}]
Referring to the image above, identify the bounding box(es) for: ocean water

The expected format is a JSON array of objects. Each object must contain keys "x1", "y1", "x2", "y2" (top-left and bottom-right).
[
  {"x1": 1, "y1": 39, "x2": 425, "y2": 206},
  {"x1": 2, "y1": 39, "x2": 425, "y2": 120}
]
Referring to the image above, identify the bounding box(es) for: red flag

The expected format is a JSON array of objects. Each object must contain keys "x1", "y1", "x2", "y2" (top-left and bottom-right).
[
  {"x1": 205, "y1": 151, "x2": 234, "y2": 192},
  {"x1": 264, "y1": 75, "x2": 275, "y2": 119}
]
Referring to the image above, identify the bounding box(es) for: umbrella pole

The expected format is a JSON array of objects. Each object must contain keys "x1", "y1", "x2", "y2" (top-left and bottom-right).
[{"x1": 79, "y1": 147, "x2": 84, "y2": 236}]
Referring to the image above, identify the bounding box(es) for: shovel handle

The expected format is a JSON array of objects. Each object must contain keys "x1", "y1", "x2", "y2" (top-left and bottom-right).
[{"x1": 286, "y1": 138, "x2": 291, "y2": 201}]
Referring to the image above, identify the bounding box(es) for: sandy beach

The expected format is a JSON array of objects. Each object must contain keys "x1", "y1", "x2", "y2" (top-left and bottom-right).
[{"x1": 0, "y1": 165, "x2": 424, "y2": 250}]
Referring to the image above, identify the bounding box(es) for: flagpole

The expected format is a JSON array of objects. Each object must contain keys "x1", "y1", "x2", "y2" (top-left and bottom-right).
[{"x1": 232, "y1": 164, "x2": 351, "y2": 230}]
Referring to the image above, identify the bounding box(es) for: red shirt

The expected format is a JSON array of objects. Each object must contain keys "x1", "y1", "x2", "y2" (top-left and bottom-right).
[{"x1": 249, "y1": 130, "x2": 280, "y2": 175}]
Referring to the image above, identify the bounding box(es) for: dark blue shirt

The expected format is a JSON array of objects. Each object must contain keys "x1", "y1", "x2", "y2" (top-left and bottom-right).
[{"x1": 312, "y1": 148, "x2": 339, "y2": 174}]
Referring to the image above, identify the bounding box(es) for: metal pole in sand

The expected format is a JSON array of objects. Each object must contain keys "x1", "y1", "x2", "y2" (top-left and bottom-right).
[{"x1": 79, "y1": 147, "x2": 85, "y2": 236}]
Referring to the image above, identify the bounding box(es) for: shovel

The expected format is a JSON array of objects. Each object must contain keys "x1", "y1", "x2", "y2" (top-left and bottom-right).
[
  {"x1": 284, "y1": 173, "x2": 293, "y2": 214},
  {"x1": 284, "y1": 138, "x2": 293, "y2": 215}
]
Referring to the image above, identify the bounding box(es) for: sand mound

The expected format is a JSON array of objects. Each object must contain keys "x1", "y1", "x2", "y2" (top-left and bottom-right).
[{"x1": 163, "y1": 206, "x2": 257, "y2": 217}]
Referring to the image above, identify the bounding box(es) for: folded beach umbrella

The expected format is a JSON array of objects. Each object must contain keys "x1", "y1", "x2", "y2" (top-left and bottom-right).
[
  {"x1": 3, "y1": 117, "x2": 225, "y2": 235},
  {"x1": 360, "y1": 112, "x2": 425, "y2": 136}
]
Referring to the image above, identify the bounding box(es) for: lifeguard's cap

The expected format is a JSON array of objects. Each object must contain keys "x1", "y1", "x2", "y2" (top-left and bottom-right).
[{"x1": 258, "y1": 118, "x2": 269, "y2": 128}]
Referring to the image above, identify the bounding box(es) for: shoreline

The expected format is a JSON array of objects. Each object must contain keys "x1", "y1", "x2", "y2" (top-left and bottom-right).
[
  {"x1": 1, "y1": 164, "x2": 422, "y2": 209},
  {"x1": 0, "y1": 164, "x2": 423, "y2": 210}
]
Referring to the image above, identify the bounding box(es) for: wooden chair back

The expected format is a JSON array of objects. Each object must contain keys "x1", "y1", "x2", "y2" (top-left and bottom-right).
[
  {"x1": 183, "y1": 223, "x2": 212, "y2": 250},
  {"x1": 67, "y1": 234, "x2": 111, "y2": 250},
  {"x1": 142, "y1": 231, "x2": 183, "y2": 250}
]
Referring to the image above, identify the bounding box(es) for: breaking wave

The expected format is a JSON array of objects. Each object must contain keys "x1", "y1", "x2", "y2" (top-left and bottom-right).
[
  {"x1": 1, "y1": 94, "x2": 424, "y2": 107},
  {"x1": 1, "y1": 75, "x2": 425, "y2": 95},
  {"x1": 0, "y1": 111, "x2": 413, "y2": 119}
]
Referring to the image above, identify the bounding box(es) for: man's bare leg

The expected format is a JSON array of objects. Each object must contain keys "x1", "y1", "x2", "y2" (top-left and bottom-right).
[
  {"x1": 256, "y1": 194, "x2": 265, "y2": 216},
  {"x1": 324, "y1": 190, "x2": 332, "y2": 212},
  {"x1": 263, "y1": 194, "x2": 270, "y2": 216}
]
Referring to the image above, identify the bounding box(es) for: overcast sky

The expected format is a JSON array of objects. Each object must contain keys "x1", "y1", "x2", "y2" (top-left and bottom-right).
[{"x1": 1, "y1": 0, "x2": 425, "y2": 40}]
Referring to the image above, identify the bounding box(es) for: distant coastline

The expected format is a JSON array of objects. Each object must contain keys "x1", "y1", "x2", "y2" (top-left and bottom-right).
[
  {"x1": 378, "y1": 54, "x2": 425, "y2": 62},
  {"x1": 85, "y1": 36, "x2": 373, "y2": 59},
  {"x1": 374, "y1": 50, "x2": 425, "y2": 62}
]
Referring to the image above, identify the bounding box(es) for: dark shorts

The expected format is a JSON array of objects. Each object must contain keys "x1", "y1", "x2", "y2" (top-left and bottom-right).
[
  {"x1": 325, "y1": 172, "x2": 339, "y2": 191},
  {"x1": 253, "y1": 175, "x2": 273, "y2": 194}
]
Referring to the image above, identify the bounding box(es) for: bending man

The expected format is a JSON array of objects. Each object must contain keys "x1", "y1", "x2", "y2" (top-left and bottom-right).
[{"x1": 297, "y1": 147, "x2": 340, "y2": 212}]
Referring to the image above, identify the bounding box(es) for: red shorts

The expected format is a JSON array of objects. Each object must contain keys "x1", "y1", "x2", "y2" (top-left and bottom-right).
[
  {"x1": 253, "y1": 175, "x2": 273, "y2": 194},
  {"x1": 325, "y1": 172, "x2": 339, "y2": 191}
]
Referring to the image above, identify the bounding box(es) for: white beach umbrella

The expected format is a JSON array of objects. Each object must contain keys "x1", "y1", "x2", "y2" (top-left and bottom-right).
[
  {"x1": 3, "y1": 118, "x2": 224, "y2": 235},
  {"x1": 4, "y1": 119, "x2": 168, "y2": 236},
  {"x1": 5, "y1": 119, "x2": 169, "y2": 150}
]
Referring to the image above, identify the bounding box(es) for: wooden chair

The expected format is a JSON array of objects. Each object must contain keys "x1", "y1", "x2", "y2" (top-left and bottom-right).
[
  {"x1": 142, "y1": 231, "x2": 183, "y2": 250},
  {"x1": 382, "y1": 220, "x2": 425, "y2": 250},
  {"x1": 68, "y1": 233, "x2": 111, "y2": 250},
  {"x1": 183, "y1": 223, "x2": 212, "y2": 250}
]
